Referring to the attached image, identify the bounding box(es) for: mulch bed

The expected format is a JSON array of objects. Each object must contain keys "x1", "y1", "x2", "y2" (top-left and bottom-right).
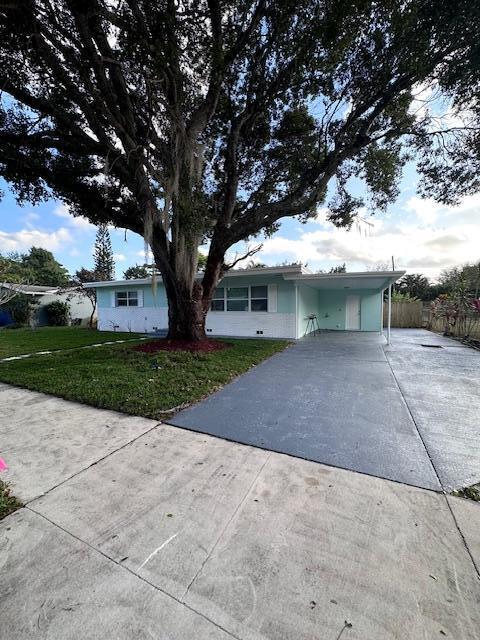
[{"x1": 133, "y1": 339, "x2": 232, "y2": 353}]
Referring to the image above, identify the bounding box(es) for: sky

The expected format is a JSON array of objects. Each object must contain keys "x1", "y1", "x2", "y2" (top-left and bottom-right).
[{"x1": 1, "y1": 159, "x2": 479, "y2": 282}]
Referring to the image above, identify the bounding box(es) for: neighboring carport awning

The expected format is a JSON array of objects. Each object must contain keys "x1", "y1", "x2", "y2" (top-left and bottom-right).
[{"x1": 282, "y1": 270, "x2": 405, "y2": 290}]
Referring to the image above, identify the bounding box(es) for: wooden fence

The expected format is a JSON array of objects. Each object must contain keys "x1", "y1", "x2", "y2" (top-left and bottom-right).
[
  {"x1": 383, "y1": 301, "x2": 423, "y2": 328},
  {"x1": 382, "y1": 300, "x2": 480, "y2": 337},
  {"x1": 428, "y1": 315, "x2": 480, "y2": 339}
]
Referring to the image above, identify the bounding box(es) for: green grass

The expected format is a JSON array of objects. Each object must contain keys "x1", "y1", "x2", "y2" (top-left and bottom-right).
[
  {"x1": 0, "y1": 480, "x2": 23, "y2": 520},
  {"x1": 0, "y1": 338, "x2": 289, "y2": 419},
  {"x1": 0, "y1": 326, "x2": 143, "y2": 359},
  {"x1": 452, "y1": 484, "x2": 480, "y2": 502}
]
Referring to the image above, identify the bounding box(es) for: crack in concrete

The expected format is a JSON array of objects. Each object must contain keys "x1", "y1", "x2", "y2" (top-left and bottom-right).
[
  {"x1": 181, "y1": 452, "x2": 272, "y2": 602},
  {"x1": 25, "y1": 507, "x2": 242, "y2": 640},
  {"x1": 26, "y1": 418, "x2": 162, "y2": 507}
]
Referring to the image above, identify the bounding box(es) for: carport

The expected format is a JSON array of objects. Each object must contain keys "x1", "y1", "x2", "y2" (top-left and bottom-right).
[{"x1": 284, "y1": 271, "x2": 404, "y2": 342}]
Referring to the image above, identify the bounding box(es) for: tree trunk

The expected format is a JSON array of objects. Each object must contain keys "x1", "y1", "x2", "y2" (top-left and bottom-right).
[
  {"x1": 147, "y1": 159, "x2": 227, "y2": 341},
  {"x1": 166, "y1": 281, "x2": 207, "y2": 341},
  {"x1": 150, "y1": 230, "x2": 225, "y2": 342}
]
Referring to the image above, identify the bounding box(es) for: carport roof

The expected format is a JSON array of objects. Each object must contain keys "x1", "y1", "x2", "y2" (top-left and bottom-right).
[{"x1": 282, "y1": 270, "x2": 405, "y2": 290}]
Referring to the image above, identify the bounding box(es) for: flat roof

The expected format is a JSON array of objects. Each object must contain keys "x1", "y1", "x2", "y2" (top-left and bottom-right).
[
  {"x1": 84, "y1": 268, "x2": 404, "y2": 291},
  {"x1": 283, "y1": 270, "x2": 406, "y2": 290},
  {"x1": 0, "y1": 283, "x2": 60, "y2": 295},
  {"x1": 84, "y1": 264, "x2": 305, "y2": 288}
]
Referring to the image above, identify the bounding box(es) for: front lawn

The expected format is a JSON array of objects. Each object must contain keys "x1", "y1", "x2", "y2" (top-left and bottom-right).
[
  {"x1": 0, "y1": 326, "x2": 143, "y2": 359},
  {"x1": 0, "y1": 338, "x2": 289, "y2": 419}
]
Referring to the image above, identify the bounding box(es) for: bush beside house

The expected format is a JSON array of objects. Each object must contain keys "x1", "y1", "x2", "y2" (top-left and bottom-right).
[{"x1": 44, "y1": 301, "x2": 71, "y2": 326}]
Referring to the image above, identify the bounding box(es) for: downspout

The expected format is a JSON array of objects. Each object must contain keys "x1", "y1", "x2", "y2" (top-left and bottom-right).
[
  {"x1": 387, "y1": 283, "x2": 392, "y2": 345},
  {"x1": 381, "y1": 288, "x2": 384, "y2": 335},
  {"x1": 295, "y1": 284, "x2": 299, "y2": 339}
]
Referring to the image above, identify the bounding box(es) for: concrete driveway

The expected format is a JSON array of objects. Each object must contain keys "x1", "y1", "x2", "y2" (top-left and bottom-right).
[{"x1": 169, "y1": 329, "x2": 480, "y2": 491}]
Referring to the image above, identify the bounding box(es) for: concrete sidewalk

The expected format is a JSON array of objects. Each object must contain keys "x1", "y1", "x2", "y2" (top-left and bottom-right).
[{"x1": 1, "y1": 384, "x2": 479, "y2": 639}]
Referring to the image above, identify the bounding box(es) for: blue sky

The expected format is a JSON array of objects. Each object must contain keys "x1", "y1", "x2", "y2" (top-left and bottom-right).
[{"x1": 1, "y1": 158, "x2": 479, "y2": 281}]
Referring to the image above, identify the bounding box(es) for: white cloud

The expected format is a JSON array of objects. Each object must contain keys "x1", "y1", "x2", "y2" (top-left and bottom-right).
[
  {"x1": 113, "y1": 253, "x2": 126, "y2": 262},
  {"x1": 0, "y1": 227, "x2": 73, "y2": 253},
  {"x1": 405, "y1": 197, "x2": 440, "y2": 225},
  {"x1": 53, "y1": 204, "x2": 94, "y2": 230},
  {"x1": 253, "y1": 192, "x2": 480, "y2": 280}
]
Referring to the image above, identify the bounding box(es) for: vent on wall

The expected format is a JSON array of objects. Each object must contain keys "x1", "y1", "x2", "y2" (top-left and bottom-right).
[
  {"x1": 421, "y1": 344, "x2": 442, "y2": 348},
  {"x1": 256, "y1": 330, "x2": 264, "y2": 335},
  {"x1": 206, "y1": 328, "x2": 212, "y2": 332}
]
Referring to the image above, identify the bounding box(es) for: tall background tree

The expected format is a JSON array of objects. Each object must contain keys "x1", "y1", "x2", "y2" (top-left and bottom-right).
[
  {"x1": 395, "y1": 273, "x2": 431, "y2": 300},
  {"x1": 124, "y1": 264, "x2": 150, "y2": 280},
  {"x1": 0, "y1": 248, "x2": 68, "y2": 286},
  {"x1": 93, "y1": 224, "x2": 115, "y2": 281},
  {"x1": 1, "y1": 1, "x2": 479, "y2": 339}
]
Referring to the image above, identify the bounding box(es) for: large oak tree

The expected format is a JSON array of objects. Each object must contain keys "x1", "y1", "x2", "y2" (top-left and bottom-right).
[{"x1": 1, "y1": 0, "x2": 479, "y2": 339}]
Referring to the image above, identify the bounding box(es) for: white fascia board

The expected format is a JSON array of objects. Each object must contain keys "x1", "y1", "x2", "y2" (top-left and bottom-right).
[
  {"x1": 282, "y1": 270, "x2": 406, "y2": 281},
  {"x1": 84, "y1": 264, "x2": 305, "y2": 289}
]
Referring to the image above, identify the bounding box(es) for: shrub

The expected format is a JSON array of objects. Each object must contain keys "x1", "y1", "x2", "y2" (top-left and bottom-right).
[
  {"x1": 3, "y1": 293, "x2": 38, "y2": 325},
  {"x1": 45, "y1": 300, "x2": 70, "y2": 326},
  {"x1": 391, "y1": 291, "x2": 419, "y2": 303}
]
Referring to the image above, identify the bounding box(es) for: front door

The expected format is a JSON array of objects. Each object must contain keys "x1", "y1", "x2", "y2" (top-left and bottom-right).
[{"x1": 345, "y1": 294, "x2": 361, "y2": 330}]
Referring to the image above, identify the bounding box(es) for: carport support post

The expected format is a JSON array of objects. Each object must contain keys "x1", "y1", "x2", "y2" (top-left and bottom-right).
[{"x1": 387, "y1": 284, "x2": 392, "y2": 345}]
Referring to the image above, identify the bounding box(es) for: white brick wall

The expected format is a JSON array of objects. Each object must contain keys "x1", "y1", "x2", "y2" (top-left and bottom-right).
[
  {"x1": 98, "y1": 306, "x2": 296, "y2": 338},
  {"x1": 98, "y1": 307, "x2": 168, "y2": 333},
  {"x1": 206, "y1": 311, "x2": 296, "y2": 339}
]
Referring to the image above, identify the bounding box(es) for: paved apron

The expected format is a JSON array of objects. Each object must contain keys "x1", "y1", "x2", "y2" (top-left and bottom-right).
[{"x1": 169, "y1": 329, "x2": 480, "y2": 491}]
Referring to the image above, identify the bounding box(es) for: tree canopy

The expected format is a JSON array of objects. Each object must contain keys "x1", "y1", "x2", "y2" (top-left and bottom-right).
[
  {"x1": 0, "y1": 247, "x2": 69, "y2": 286},
  {"x1": 124, "y1": 264, "x2": 151, "y2": 279},
  {"x1": 1, "y1": 1, "x2": 479, "y2": 338}
]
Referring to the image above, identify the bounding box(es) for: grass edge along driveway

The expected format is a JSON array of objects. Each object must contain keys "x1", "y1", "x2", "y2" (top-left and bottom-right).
[{"x1": 0, "y1": 337, "x2": 289, "y2": 420}]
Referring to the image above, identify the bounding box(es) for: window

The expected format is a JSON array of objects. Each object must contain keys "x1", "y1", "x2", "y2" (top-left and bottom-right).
[
  {"x1": 211, "y1": 287, "x2": 225, "y2": 311},
  {"x1": 210, "y1": 285, "x2": 269, "y2": 312},
  {"x1": 115, "y1": 290, "x2": 138, "y2": 307},
  {"x1": 250, "y1": 285, "x2": 268, "y2": 312},
  {"x1": 227, "y1": 287, "x2": 249, "y2": 311}
]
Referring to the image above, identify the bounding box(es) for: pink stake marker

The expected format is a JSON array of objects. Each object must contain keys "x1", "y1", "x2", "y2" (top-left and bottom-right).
[{"x1": 0, "y1": 458, "x2": 7, "y2": 472}]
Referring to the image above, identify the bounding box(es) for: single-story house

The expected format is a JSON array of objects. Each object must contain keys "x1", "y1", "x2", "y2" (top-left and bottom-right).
[
  {"x1": 85, "y1": 265, "x2": 404, "y2": 339},
  {"x1": 0, "y1": 283, "x2": 95, "y2": 326}
]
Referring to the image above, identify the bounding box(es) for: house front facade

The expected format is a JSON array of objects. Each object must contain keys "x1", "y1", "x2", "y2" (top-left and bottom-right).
[{"x1": 86, "y1": 265, "x2": 404, "y2": 339}]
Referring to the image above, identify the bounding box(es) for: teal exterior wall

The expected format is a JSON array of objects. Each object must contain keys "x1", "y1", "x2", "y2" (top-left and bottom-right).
[
  {"x1": 316, "y1": 290, "x2": 347, "y2": 331},
  {"x1": 217, "y1": 274, "x2": 296, "y2": 314},
  {"x1": 314, "y1": 288, "x2": 382, "y2": 332},
  {"x1": 297, "y1": 285, "x2": 318, "y2": 337},
  {"x1": 96, "y1": 277, "x2": 382, "y2": 334},
  {"x1": 97, "y1": 283, "x2": 167, "y2": 308},
  {"x1": 359, "y1": 290, "x2": 383, "y2": 331},
  {"x1": 96, "y1": 274, "x2": 296, "y2": 313}
]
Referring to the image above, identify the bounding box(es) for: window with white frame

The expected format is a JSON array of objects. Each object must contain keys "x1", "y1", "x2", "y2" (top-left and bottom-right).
[
  {"x1": 227, "y1": 287, "x2": 249, "y2": 311},
  {"x1": 115, "y1": 290, "x2": 139, "y2": 307},
  {"x1": 211, "y1": 287, "x2": 225, "y2": 311},
  {"x1": 250, "y1": 285, "x2": 268, "y2": 311},
  {"x1": 210, "y1": 285, "x2": 268, "y2": 312}
]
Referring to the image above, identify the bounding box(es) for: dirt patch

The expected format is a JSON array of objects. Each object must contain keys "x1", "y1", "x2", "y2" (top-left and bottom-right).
[{"x1": 133, "y1": 339, "x2": 232, "y2": 354}]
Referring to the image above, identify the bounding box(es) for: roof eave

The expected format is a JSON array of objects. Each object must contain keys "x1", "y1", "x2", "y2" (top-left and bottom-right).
[{"x1": 84, "y1": 264, "x2": 305, "y2": 288}]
